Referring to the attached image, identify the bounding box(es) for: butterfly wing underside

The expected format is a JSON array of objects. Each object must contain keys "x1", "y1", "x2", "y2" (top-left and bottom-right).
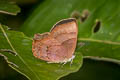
[{"x1": 32, "y1": 18, "x2": 78, "y2": 63}]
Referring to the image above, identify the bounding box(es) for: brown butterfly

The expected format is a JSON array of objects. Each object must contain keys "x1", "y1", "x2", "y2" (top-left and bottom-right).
[{"x1": 32, "y1": 18, "x2": 78, "y2": 63}]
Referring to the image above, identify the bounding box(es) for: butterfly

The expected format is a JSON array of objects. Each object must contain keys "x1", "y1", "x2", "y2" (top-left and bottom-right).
[{"x1": 32, "y1": 18, "x2": 78, "y2": 64}]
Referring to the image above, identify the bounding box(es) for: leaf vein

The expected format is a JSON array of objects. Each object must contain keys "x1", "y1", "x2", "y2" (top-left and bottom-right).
[{"x1": 0, "y1": 24, "x2": 40, "y2": 80}]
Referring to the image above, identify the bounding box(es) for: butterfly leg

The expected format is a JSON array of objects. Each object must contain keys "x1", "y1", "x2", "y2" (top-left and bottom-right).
[{"x1": 70, "y1": 55, "x2": 75, "y2": 67}]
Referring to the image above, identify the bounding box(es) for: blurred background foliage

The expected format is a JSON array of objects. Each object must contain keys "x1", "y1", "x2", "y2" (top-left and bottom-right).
[{"x1": 0, "y1": 0, "x2": 120, "y2": 80}]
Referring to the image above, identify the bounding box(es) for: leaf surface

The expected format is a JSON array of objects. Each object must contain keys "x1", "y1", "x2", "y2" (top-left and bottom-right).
[
  {"x1": 0, "y1": 0, "x2": 20, "y2": 15},
  {"x1": 0, "y1": 25, "x2": 83, "y2": 80}
]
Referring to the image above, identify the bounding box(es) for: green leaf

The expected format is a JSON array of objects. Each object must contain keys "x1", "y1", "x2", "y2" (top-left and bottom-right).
[
  {"x1": 0, "y1": 25, "x2": 83, "y2": 80},
  {"x1": 20, "y1": 0, "x2": 105, "y2": 36},
  {"x1": 12, "y1": 0, "x2": 38, "y2": 4},
  {"x1": 20, "y1": 0, "x2": 120, "y2": 63},
  {"x1": 61, "y1": 59, "x2": 120, "y2": 80},
  {"x1": 0, "y1": 0, "x2": 20, "y2": 15}
]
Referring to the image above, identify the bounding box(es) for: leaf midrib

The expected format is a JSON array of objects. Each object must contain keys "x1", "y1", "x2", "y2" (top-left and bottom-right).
[
  {"x1": 78, "y1": 38, "x2": 120, "y2": 45},
  {"x1": 0, "y1": 24, "x2": 40, "y2": 80}
]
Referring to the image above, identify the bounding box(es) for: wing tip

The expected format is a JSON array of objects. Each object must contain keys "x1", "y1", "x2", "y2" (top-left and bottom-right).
[{"x1": 50, "y1": 18, "x2": 77, "y2": 32}]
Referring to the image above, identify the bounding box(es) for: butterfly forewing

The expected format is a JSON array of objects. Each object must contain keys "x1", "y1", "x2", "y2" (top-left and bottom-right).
[{"x1": 32, "y1": 18, "x2": 78, "y2": 63}]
